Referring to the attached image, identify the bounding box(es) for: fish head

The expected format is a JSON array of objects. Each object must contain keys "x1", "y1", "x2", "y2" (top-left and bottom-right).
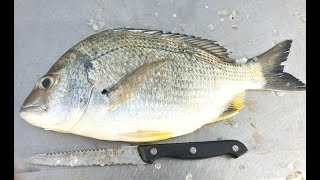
[{"x1": 20, "y1": 50, "x2": 93, "y2": 132}]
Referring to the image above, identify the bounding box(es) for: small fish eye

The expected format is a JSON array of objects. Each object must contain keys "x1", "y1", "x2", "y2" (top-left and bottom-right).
[
  {"x1": 39, "y1": 75, "x2": 54, "y2": 90},
  {"x1": 42, "y1": 78, "x2": 51, "y2": 89}
]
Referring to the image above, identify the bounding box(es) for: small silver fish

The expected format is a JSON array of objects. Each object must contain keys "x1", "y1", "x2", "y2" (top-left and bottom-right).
[{"x1": 20, "y1": 29, "x2": 306, "y2": 142}]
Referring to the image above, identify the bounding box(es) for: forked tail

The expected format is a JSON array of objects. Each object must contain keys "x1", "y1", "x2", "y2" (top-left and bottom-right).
[{"x1": 248, "y1": 40, "x2": 306, "y2": 91}]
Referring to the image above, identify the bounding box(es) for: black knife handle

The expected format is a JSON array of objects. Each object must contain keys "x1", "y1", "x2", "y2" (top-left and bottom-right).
[{"x1": 137, "y1": 140, "x2": 248, "y2": 163}]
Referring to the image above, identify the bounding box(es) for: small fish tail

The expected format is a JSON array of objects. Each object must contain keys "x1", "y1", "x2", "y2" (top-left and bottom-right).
[{"x1": 249, "y1": 40, "x2": 306, "y2": 91}]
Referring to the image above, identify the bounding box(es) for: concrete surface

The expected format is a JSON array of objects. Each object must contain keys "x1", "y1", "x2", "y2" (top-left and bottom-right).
[{"x1": 14, "y1": 0, "x2": 306, "y2": 179}]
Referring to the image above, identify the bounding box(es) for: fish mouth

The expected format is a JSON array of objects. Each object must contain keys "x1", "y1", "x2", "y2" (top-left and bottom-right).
[
  {"x1": 20, "y1": 105, "x2": 46, "y2": 113},
  {"x1": 19, "y1": 105, "x2": 48, "y2": 128}
]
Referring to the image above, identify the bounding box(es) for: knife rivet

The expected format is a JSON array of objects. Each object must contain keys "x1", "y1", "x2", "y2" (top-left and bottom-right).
[
  {"x1": 150, "y1": 148, "x2": 157, "y2": 155},
  {"x1": 232, "y1": 145, "x2": 239, "y2": 152},
  {"x1": 190, "y1": 147, "x2": 197, "y2": 154}
]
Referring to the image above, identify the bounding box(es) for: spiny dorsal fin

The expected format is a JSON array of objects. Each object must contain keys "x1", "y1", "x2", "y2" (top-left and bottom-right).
[{"x1": 110, "y1": 28, "x2": 234, "y2": 63}]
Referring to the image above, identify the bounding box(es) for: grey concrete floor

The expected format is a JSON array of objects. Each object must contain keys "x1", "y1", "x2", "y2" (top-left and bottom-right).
[{"x1": 14, "y1": 0, "x2": 306, "y2": 179}]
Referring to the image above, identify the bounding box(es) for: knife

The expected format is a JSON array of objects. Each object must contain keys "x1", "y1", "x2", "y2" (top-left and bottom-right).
[{"x1": 24, "y1": 140, "x2": 248, "y2": 167}]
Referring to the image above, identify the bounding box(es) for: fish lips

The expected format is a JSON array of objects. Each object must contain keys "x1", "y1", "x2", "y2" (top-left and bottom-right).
[
  {"x1": 20, "y1": 105, "x2": 46, "y2": 113},
  {"x1": 19, "y1": 105, "x2": 48, "y2": 127}
]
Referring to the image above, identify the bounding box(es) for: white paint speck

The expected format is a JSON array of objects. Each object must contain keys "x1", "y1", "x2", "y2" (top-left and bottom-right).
[
  {"x1": 232, "y1": 123, "x2": 239, "y2": 128},
  {"x1": 138, "y1": 164, "x2": 145, "y2": 171},
  {"x1": 169, "y1": 0, "x2": 175, "y2": 5},
  {"x1": 232, "y1": 10, "x2": 238, "y2": 16},
  {"x1": 55, "y1": 160, "x2": 60, "y2": 165},
  {"x1": 221, "y1": 18, "x2": 224, "y2": 22},
  {"x1": 208, "y1": 24, "x2": 214, "y2": 31},
  {"x1": 287, "y1": 162, "x2": 296, "y2": 171},
  {"x1": 259, "y1": 149, "x2": 271, "y2": 155},
  {"x1": 87, "y1": 19, "x2": 105, "y2": 31},
  {"x1": 274, "y1": 91, "x2": 286, "y2": 97},
  {"x1": 279, "y1": 161, "x2": 287, "y2": 168},
  {"x1": 218, "y1": 10, "x2": 229, "y2": 16},
  {"x1": 225, "y1": 119, "x2": 240, "y2": 129},
  {"x1": 236, "y1": 58, "x2": 248, "y2": 64},
  {"x1": 239, "y1": 164, "x2": 247, "y2": 170},
  {"x1": 300, "y1": 16, "x2": 306, "y2": 22},
  {"x1": 155, "y1": 163, "x2": 161, "y2": 169},
  {"x1": 272, "y1": 39, "x2": 278, "y2": 45},
  {"x1": 92, "y1": 24, "x2": 99, "y2": 31},
  {"x1": 69, "y1": 156, "x2": 78, "y2": 167},
  {"x1": 292, "y1": 11, "x2": 300, "y2": 17},
  {"x1": 273, "y1": 29, "x2": 279, "y2": 36},
  {"x1": 205, "y1": 5, "x2": 208, "y2": 8},
  {"x1": 87, "y1": 19, "x2": 95, "y2": 26},
  {"x1": 173, "y1": 14, "x2": 177, "y2": 18},
  {"x1": 155, "y1": 12, "x2": 159, "y2": 17},
  {"x1": 98, "y1": 21, "x2": 105, "y2": 28},
  {"x1": 287, "y1": 171, "x2": 304, "y2": 180},
  {"x1": 186, "y1": 173, "x2": 193, "y2": 180},
  {"x1": 252, "y1": 132, "x2": 264, "y2": 144},
  {"x1": 231, "y1": 24, "x2": 238, "y2": 30}
]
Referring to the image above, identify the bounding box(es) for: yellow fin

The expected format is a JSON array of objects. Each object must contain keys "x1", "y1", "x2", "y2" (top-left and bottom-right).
[
  {"x1": 231, "y1": 91, "x2": 245, "y2": 110},
  {"x1": 120, "y1": 130, "x2": 174, "y2": 142},
  {"x1": 211, "y1": 92, "x2": 246, "y2": 123}
]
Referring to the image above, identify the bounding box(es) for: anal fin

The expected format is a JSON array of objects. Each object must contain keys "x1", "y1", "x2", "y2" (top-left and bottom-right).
[
  {"x1": 213, "y1": 109, "x2": 240, "y2": 122},
  {"x1": 211, "y1": 92, "x2": 246, "y2": 123}
]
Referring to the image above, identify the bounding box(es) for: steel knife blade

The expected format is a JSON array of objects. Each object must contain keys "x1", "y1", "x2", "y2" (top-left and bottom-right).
[{"x1": 24, "y1": 140, "x2": 248, "y2": 167}]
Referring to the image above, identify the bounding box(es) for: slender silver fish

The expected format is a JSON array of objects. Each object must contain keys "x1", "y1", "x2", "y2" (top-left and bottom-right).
[{"x1": 20, "y1": 29, "x2": 306, "y2": 142}]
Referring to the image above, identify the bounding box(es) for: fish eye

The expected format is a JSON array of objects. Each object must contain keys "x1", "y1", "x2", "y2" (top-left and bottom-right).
[{"x1": 39, "y1": 75, "x2": 55, "y2": 90}]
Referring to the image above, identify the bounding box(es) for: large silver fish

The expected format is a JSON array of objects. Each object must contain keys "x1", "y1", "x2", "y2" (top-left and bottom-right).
[{"x1": 20, "y1": 29, "x2": 306, "y2": 142}]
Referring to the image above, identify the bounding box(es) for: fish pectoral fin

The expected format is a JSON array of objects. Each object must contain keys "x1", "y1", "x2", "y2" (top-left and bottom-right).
[
  {"x1": 211, "y1": 92, "x2": 246, "y2": 122},
  {"x1": 120, "y1": 130, "x2": 175, "y2": 142},
  {"x1": 106, "y1": 59, "x2": 171, "y2": 111}
]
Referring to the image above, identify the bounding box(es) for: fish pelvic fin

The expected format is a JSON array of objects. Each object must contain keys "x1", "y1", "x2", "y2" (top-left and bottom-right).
[
  {"x1": 248, "y1": 40, "x2": 306, "y2": 91},
  {"x1": 211, "y1": 92, "x2": 245, "y2": 123},
  {"x1": 120, "y1": 130, "x2": 175, "y2": 142}
]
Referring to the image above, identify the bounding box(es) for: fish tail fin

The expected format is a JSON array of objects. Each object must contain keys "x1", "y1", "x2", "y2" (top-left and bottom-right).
[{"x1": 249, "y1": 40, "x2": 306, "y2": 91}]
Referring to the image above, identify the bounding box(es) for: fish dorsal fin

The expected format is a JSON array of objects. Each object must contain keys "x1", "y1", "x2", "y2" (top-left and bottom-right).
[
  {"x1": 104, "y1": 59, "x2": 171, "y2": 111},
  {"x1": 110, "y1": 28, "x2": 235, "y2": 63}
]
